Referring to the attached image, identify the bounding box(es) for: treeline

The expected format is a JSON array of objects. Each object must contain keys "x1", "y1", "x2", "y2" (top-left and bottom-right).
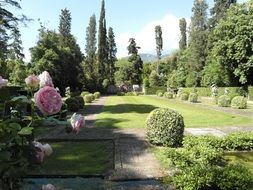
[
  {"x1": 142, "y1": 0, "x2": 253, "y2": 89},
  {"x1": 0, "y1": 0, "x2": 118, "y2": 93}
]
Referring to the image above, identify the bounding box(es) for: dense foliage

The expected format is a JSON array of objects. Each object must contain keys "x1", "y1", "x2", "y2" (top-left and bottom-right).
[{"x1": 146, "y1": 108, "x2": 184, "y2": 147}]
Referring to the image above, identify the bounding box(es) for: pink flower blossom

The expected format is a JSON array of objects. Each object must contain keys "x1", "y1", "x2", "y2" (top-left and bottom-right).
[
  {"x1": 38, "y1": 71, "x2": 54, "y2": 88},
  {"x1": 34, "y1": 86, "x2": 62, "y2": 115},
  {"x1": 25, "y1": 74, "x2": 40, "y2": 88},
  {"x1": 33, "y1": 141, "x2": 53, "y2": 163},
  {"x1": 0, "y1": 76, "x2": 8, "y2": 89},
  {"x1": 42, "y1": 184, "x2": 56, "y2": 190},
  {"x1": 70, "y1": 113, "x2": 85, "y2": 134}
]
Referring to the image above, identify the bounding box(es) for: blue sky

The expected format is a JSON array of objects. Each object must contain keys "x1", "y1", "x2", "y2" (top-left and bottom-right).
[{"x1": 16, "y1": 0, "x2": 247, "y2": 61}]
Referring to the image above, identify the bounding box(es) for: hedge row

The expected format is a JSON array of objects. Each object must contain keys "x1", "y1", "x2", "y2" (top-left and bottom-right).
[
  {"x1": 249, "y1": 86, "x2": 253, "y2": 100},
  {"x1": 145, "y1": 86, "x2": 167, "y2": 95}
]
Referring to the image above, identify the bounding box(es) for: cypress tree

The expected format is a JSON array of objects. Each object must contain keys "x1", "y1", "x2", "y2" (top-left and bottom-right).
[
  {"x1": 107, "y1": 27, "x2": 117, "y2": 84},
  {"x1": 155, "y1": 25, "x2": 163, "y2": 73},
  {"x1": 179, "y1": 18, "x2": 187, "y2": 51}
]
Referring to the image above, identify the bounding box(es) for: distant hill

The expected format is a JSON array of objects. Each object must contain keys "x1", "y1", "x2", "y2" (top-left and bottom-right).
[{"x1": 139, "y1": 53, "x2": 157, "y2": 63}]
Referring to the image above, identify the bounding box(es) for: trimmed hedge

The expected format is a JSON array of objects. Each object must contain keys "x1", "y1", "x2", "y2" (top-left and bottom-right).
[
  {"x1": 84, "y1": 94, "x2": 93, "y2": 103},
  {"x1": 65, "y1": 97, "x2": 79, "y2": 112},
  {"x1": 179, "y1": 92, "x2": 189, "y2": 101},
  {"x1": 164, "y1": 92, "x2": 173, "y2": 99},
  {"x1": 74, "y1": 96, "x2": 85, "y2": 109},
  {"x1": 189, "y1": 92, "x2": 198, "y2": 103},
  {"x1": 183, "y1": 131, "x2": 253, "y2": 151},
  {"x1": 94, "y1": 92, "x2": 101, "y2": 99},
  {"x1": 231, "y1": 96, "x2": 247, "y2": 109},
  {"x1": 145, "y1": 86, "x2": 166, "y2": 95},
  {"x1": 81, "y1": 91, "x2": 90, "y2": 97},
  {"x1": 146, "y1": 108, "x2": 184, "y2": 147},
  {"x1": 218, "y1": 95, "x2": 231, "y2": 107}
]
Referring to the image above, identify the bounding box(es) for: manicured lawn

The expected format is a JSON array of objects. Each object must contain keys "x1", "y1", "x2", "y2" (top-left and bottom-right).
[
  {"x1": 28, "y1": 141, "x2": 114, "y2": 175},
  {"x1": 225, "y1": 152, "x2": 253, "y2": 174},
  {"x1": 95, "y1": 96, "x2": 253, "y2": 128}
]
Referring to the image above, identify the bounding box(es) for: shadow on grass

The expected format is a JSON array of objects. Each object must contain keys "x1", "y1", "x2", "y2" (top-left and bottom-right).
[
  {"x1": 98, "y1": 104, "x2": 158, "y2": 114},
  {"x1": 94, "y1": 118, "x2": 129, "y2": 129}
]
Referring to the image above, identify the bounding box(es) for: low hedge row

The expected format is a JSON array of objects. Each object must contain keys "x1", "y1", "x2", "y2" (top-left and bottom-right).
[
  {"x1": 249, "y1": 86, "x2": 253, "y2": 100},
  {"x1": 183, "y1": 131, "x2": 253, "y2": 151},
  {"x1": 145, "y1": 86, "x2": 167, "y2": 95}
]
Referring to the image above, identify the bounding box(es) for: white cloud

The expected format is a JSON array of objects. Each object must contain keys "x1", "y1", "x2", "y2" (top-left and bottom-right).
[{"x1": 115, "y1": 14, "x2": 188, "y2": 58}]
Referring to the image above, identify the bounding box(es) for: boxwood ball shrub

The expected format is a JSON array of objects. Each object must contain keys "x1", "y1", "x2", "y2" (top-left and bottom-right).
[
  {"x1": 189, "y1": 92, "x2": 198, "y2": 103},
  {"x1": 81, "y1": 91, "x2": 90, "y2": 97},
  {"x1": 74, "y1": 96, "x2": 85, "y2": 109},
  {"x1": 146, "y1": 108, "x2": 185, "y2": 147},
  {"x1": 94, "y1": 92, "x2": 101, "y2": 99},
  {"x1": 65, "y1": 97, "x2": 79, "y2": 112},
  {"x1": 90, "y1": 93, "x2": 95, "y2": 101},
  {"x1": 218, "y1": 95, "x2": 231, "y2": 107},
  {"x1": 231, "y1": 96, "x2": 247, "y2": 109},
  {"x1": 84, "y1": 94, "x2": 92, "y2": 103},
  {"x1": 157, "y1": 92, "x2": 163, "y2": 97},
  {"x1": 179, "y1": 92, "x2": 189, "y2": 101},
  {"x1": 164, "y1": 92, "x2": 173, "y2": 99}
]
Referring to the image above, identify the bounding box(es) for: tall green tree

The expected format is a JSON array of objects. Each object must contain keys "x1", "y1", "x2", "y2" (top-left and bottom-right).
[
  {"x1": 0, "y1": 0, "x2": 27, "y2": 77},
  {"x1": 188, "y1": 0, "x2": 208, "y2": 86},
  {"x1": 209, "y1": 0, "x2": 237, "y2": 28},
  {"x1": 97, "y1": 0, "x2": 108, "y2": 85},
  {"x1": 59, "y1": 8, "x2": 71, "y2": 38},
  {"x1": 155, "y1": 25, "x2": 163, "y2": 73},
  {"x1": 127, "y1": 38, "x2": 143, "y2": 85},
  {"x1": 107, "y1": 27, "x2": 117, "y2": 84},
  {"x1": 84, "y1": 14, "x2": 97, "y2": 88},
  {"x1": 205, "y1": 2, "x2": 253, "y2": 85},
  {"x1": 58, "y1": 8, "x2": 83, "y2": 91},
  {"x1": 179, "y1": 18, "x2": 187, "y2": 51}
]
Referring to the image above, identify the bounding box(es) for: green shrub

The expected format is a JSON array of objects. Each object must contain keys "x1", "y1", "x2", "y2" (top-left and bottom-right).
[
  {"x1": 81, "y1": 91, "x2": 90, "y2": 97},
  {"x1": 94, "y1": 92, "x2": 101, "y2": 99},
  {"x1": 65, "y1": 97, "x2": 79, "y2": 112},
  {"x1": 218, "y1": 164, "x2": 253, "y2": 190},
  {"x1": 231, "y1": 96, "x2": 247, "y2": 109},
  {"x1": 248, "y1": 86, "x2": 253, "y2": 100},
  {"x1": 90, "y1": 94, "x2": 95, "y2": 101},
  {"x1": 183, "y1": 132, "x2": 253, "y2": 151},
  {"x1": 164, "y1": 92, "x2": 173, "y2": 99},
  {"x1": 125, "y1": 92, "x2": 136, "y2": 96},
  {"x1": 218, "y1": 95, "x2": 231, "y2": 107},
  {"x1": 74, "y1": 96, "x2": 85, "y2": 109},
  {"x1": 179, "y1": 92, "x2": 189, "y2": 101},
  {"x1": 157, "y1": 92, "x2": 163, "y2": 97},
  {"x1": 145, "y1": 86, "x2": 166, "y2": 95},
  {"x1": 146, "y1": 108, "x2": 185, "y2": 147},
  {"x1": 156, "y1": 90, "x2": 165, "y2": 96},
  {"x1": 84, "y1": 94, "x2": 93, "y2": 103},
  {"x1": 189, "y1": 92, "x2": 198, "y2": 103},
  {"x1": 117, "y1": 92, "x2": 125, "y2": 96}
]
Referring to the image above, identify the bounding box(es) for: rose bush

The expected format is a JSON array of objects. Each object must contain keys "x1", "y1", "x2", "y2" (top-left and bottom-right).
[
  {"x1": 70, "y1": 113, "x2": 85, "y2": 134},
  {"x1": 25, "y1": 74, "x2": 40, "y2": 89}
]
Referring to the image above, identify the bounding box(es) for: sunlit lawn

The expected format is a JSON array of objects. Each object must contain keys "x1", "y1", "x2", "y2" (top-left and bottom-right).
[
  {"x1": 28, "y1": 141, "x2": 114, "y2": 175},
  {"x1": 225, "y1": 152, "x2": 253, "y2": 174},
  {"x1": 95, "y1": 95, "x2": 253, "y2": 128}
]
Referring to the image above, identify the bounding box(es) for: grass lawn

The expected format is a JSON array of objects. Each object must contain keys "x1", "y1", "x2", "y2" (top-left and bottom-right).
[
  {"x1": 28, "y1": 141, "x2": 114, "y2": 175},
  {"x1": 95, "y1": 96, "x2": 253, "y2": 128},
  {"x1": 225, "y1": 152, "x2": 253, "y2": 174}
]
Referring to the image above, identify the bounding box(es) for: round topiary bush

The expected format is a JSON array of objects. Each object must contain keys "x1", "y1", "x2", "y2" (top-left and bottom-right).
[
  {"x1": 218, "y1": 95, "x2": 231, "y2": 107},
  {"x1": 146, "y1": 108, "x2": 185, "y2": 147},
  {"x1": 84, "y1": 94, "x2": 93, "y2": 103},
  {"x1": 164, "y1": 92, "x2": 173, "y2": 99},
  {"x1": 157, "y1": 92, "x2": 163, "y2": 97},
  {"x1": 74, "y1": 96, "x2": 85, "y2": 109},
  {"x1": 65, "y1": 97, "x2": 79, "y2": 112},
  {"x1": 94, "y1": 92, "x2": 101, "y2": 99},
  {"x1": 81, "y1": 91, "x2": 90, "y2": 97},
  {"x1": 90, "y1": 94, "x2": 95, "y2": 101},
  {"x1": 231, "y1": 96, "x2": 247, "y2": 109},
  {"x1": 180, "y1": 92, "x2": 189, "y2": 101},
  {"x1": 189, "y1": 92, "x2": 198, "y2": 103}
]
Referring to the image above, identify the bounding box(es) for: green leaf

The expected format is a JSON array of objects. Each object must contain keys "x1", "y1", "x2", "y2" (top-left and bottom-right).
[
  {"x1": 18, "y1": 127, "x2": 33, "y2": 136},
  {"x1": 8, "y1": 123, "x2": 21, "y2": 131}
]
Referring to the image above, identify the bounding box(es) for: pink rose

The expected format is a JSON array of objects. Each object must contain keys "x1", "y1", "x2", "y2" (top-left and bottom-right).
[
  {"x1": 0, "y1": 76, "x2": 8, "y2": 89},
  {"x1": 38, "y1": 71, "x2": 54, "y2": 88},
  {"x1": 70, "y1": 113, "x2": 85, "y2": 134},
  {"x1": 34, "y1": 86, "x2": 62, "y2": 115},
  {"x1": 25, "y1": 74, "x2": 40, "y2": 88},
  {"x1": 43, "y1": 143, "x2": 53, "y2": 156}
]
